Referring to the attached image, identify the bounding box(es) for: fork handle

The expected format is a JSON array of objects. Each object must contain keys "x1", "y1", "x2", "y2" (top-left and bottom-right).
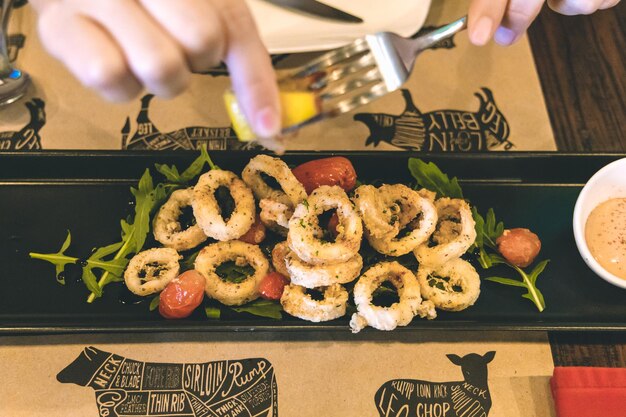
[{"x1": 415, "y1": 16, "x2": 467, "y2": 51}]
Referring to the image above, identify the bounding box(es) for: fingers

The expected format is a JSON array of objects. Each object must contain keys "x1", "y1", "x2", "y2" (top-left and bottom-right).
[
  {"x1": 548, "y1": 0, "x2": 619, "y2": 15},
  {"x1": 495, "y1": 0, "x2": 545, "y2": 46},
  {"x1": 73, "y1": 0, "x2": 191, "y2": 98},
  {"x1": 214, "y1": 0, "x2": 282, "y2": 138},
  {"x1": 138, "y1": 0, "x2": 225, "y2": 72},
  {"x1": 37, "y1": 2, "x2": 142, "y2": 101},
  {"x1": 468, "y1": 0, "x2": 508, "y2": 46}
]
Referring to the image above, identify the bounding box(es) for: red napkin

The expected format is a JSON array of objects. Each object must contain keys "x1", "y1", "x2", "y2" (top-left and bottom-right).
[{"x1": 551, "y1": 367, "x2": 626, "y2": 417}]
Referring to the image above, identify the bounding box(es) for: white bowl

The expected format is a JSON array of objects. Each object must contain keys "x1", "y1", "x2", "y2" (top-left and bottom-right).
[{"x1": 573, "y1": 158, "x2": 626, "y2": 289}]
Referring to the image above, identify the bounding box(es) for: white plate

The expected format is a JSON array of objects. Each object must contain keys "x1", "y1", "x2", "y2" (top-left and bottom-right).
[{"x1": 246, "y1": 0, "x2": 432, "y2": 54}]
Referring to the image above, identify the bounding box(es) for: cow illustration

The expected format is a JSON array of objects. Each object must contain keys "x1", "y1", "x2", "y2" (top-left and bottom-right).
[
  {"x1": 0, "y1": 98, "x2": 45, "y2": 150},
  {"x1": 58, "y1": 346, "x2": 277, "y2": 417},
  {"x1": 122, "y1": 94, "x2": 258, "y2": 151},
  {"x1": 354, "y1": 88, "x2": 513, "y2": 152},
  {"x1": 375, "y1": 351, "x2": 495, "y2": 417}
]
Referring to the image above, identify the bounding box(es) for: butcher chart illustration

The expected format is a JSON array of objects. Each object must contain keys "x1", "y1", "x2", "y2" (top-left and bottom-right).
[
  {"x1": 375, "y1": 352, "x2": 496, "y2": 417},
  {"x1": 0, "y1": 98, "x2": 46, "y2": 150},
  {"x1": 57, "y1": 347, "x2": 278, "y2": 417},
  {"x1": 121, "y1": 95, "x2": 257, "y2": 151},
  {"x1": 355, "y1": 89, "x2": 512, "y2": 152}
]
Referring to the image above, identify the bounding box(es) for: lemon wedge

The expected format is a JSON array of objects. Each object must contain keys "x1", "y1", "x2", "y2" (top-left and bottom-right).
[{"x1": 224, "y1": 90, "x2": 320, "y2": 142}]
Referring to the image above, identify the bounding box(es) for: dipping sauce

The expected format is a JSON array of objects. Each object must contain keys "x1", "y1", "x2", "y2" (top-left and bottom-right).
[{"x1": 585, "y1": 198, "x2": 626, "y2": 280}]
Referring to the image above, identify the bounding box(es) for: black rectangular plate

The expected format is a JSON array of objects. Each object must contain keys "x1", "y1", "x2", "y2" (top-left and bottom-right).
[{"x1": 1, "y1": 151, "x2": 625, "y2": 334}]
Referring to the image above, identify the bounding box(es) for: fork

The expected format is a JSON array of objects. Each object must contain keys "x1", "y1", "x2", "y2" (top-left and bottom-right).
[{"x1": 279, "y1": 16, "x2": 468, "y2": 133}]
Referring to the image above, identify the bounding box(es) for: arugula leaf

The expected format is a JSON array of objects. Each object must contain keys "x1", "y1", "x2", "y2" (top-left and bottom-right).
[
  {"x1": 81, "y1": 268, "x2": 102, "y2": 297},
  {"x1": 149, "y1": 295, "x2": 160, "y2": 312},
  {"x1": 155, "y1": 145, "x2": 219, "y2": 185},
  {"x1": 486, "y1": 260, "x2": 549, "y2": 312},
  {"x1": 29, "y1": 230, "x2": 74, "y2": 284},
  {"x1": 216, "y1": 261, "x2": 255, "y2": 284},
  {"x1": 231, "y1": 299, "x2": 282, "y2": 319},
  {"x1": 408, "y1": 158, "x2": 463, "y2": 199},
  {"x1": 205, "y1": 306, "x2": 221, "y2": 320},
  {"x1": 31, "y1": 147, "x2": 221, "y2": 305}
]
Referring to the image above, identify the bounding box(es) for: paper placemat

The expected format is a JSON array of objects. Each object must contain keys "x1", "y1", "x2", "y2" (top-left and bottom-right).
[
  {"x1": 0, "y1": 0, "x2": 556, "y2": 152},
  {"x1": 0, "y1": 331, "x2": 555, "y2": 417}
]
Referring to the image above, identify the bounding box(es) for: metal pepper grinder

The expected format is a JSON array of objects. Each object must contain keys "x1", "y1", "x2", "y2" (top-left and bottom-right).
[{"x1": 0, "y1": 0, "x2": 29, "y2": 106}]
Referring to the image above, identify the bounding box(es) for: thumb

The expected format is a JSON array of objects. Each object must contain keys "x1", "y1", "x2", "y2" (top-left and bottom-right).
[{"x1": 217, "y1": 0, "x2": 281, "y2": 139}]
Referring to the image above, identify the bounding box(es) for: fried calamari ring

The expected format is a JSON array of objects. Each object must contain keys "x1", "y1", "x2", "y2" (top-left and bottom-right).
[
  {"x1": 124, "y1": 248, "x2": 181, "y2": 296},
  {"x1": 271, "y1": 241, "x2": 291, "y2": 278},
  {"x1": 414, "y1": 198, "x2": 477, "y2": 267},
  {"x1": 259, "y1": 198, "x2": 293, "y2": 236},
  {"x1": 285, "y1": 251, "x2": 363, "y2": 288},
  {"x1": 280, "y1": 284, "x2": 348, "y2": 322},
  {"x1": 288, "y1": 185, "x2": 363, "y2": 265},
  {"x1": 350, "y1": 261, "x2": 436, "y2": 333},
  {"x1": 153, "y1": 188, "x2": 208, "y2": 251},
  {"x1": 194, "y1": 241, "x2": 269, "y2": 306},
  {"x1": 417, "y1": 258, "x2": 480, "y2": 311},
  {"x1": 352, "y1": 185, "x2": 399, "y2": 239},
  {"x1": 366, "y1": 185, "x2": 438, "y2": 256},
  {"x1": 242, "y1": 154, "x2": 307, "y2": 207},
  {"x1": 192, "y1": 170, "x2": 255, "y2": 241}
]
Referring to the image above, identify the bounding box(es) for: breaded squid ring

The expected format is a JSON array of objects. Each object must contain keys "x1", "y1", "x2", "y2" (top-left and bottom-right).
[
  {"x1": 194, "y1": 241, "x2": 269, "y2": 306},
  {"x1": 280, "y1": 284, "x2": 348, "y2": 322},
  {"x1": 285, "y1": 251, "x2": 363, "y2": 288},
  {"x1": 124, "y1": 248, "x2": 181, "y2": 296},
  {"x1": 153, "y1": 188, "x2": 208, "y2": 251},
  {"x1": 414, "y1": 198, "x2": 477, "y2": 267},
  {"x1": 352, "y1": 185, "x2": 399, "y2": 239},
  {"x1": 259, "y1": 198, "x2": 293, "y2": 236},
  {"x1": 242, "y1": 154, "x2": 307, "y2": 207},
  {"x1": 350, "y1": 261, "x2": 436, "y2": 333},
  {"x1": 192, "y1": 170, "x2": 255, "y2": 241},
  {"x1": 366, "y1": 185, "x2": 438, "y2": 256},
  {"x1": 271, "y1": 241, "x2": 291, "y2": 278},
  {"x1": 417, "y1": 258, "x2": 480, "y2": 311},
  {"x1": 288, "y1": 185, "x2": 363, "y2": 265}
]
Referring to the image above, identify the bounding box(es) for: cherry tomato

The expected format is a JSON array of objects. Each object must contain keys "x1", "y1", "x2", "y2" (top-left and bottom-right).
[
  {"x1": 239, "y1": 215, "x2": 266, "y2": 245},
  {"x1": 159, "y1": 270, "x2": 205, "y2": 319},
  {"x1": 292, "y1": 157, "x2": 357, "y2": 194},
  {"x1": 258, "y1": 272, "x2": 290, "y2": 301},
  {"x1": 327, "y1": 212, "x2": 340, "y2": 239},
  {"x1": 496, "y1": 228, "x2": 541, "y2": 268}
]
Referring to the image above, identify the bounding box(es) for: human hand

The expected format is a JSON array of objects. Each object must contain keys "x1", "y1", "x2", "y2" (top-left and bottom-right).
[
  {"x1": 30, "y1": 0, "x2": 281, "y2": 138},
  {"x1": 467, "y1": 0, "x2": 621, "y2": 46}
]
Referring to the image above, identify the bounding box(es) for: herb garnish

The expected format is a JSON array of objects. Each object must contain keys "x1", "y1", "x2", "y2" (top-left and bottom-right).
[
  {"x1": 408, "y1": 158, "x2": 548, "y2": 312},
  {"x1": 30, "y1": 147, "x2": 217, "y2": 303}
]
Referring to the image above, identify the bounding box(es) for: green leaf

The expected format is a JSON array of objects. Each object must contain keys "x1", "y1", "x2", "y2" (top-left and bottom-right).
[
  {"x1": 181, "y1": 250, "x2": 201, "y2": 271},
  {"x1": 472, "y1": 207, "x2": 485, "y2": 249},
  {"x1": 485, "y1": 277, "x2": 527, "y2": 288},
  {"x1": 149, "y1": 295, "x2": 160, "y2": 312},
  {"x1": 529, "y1": 259, "x2": 550, "y2": 285},
  {"x1": 408, "y1": 158, "x2": 463, "y2": 199},
  {"x1": 82, "y1": 268, "x2": 102, "y2": 298},
  {"x1": 155, "y1": 163, "x2": 182, "y2": 183},
  {"x1": 90, "y1": 241, "x2": 124, "y2": 260},
  {"x1": 232, "y1": 299, "x2": 282, "y2": 319},
  {"x1": 216, "y1": 261, "x2": 256, "y2": 284},
  {"x1": 205, "y1": 306, "x2": 221, "y2": 320},
  {"x1": 522, "y1": 288, "x2": 546, "y2": 312},
  {"x1": 29, "y1": 230, "x2": 77, "y2": 285},
  {"x1": 180, "y1": 145, "x2": 218, "y2": 182}
]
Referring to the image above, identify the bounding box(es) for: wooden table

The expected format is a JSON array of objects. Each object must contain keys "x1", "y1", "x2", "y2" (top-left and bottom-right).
[{"x1": 528, "y1": 2, "x2": 626, "y2": 367}]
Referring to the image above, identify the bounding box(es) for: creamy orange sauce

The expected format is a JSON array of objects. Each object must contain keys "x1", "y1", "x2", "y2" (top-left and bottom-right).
[{"x1": 585, "y1": 198, "x2": 626, "y2": 280}]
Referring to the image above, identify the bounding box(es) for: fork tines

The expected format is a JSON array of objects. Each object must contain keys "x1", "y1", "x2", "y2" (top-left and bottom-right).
[{"x1": 283, "y1": 37, "x2": 389, "y2": 118}]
